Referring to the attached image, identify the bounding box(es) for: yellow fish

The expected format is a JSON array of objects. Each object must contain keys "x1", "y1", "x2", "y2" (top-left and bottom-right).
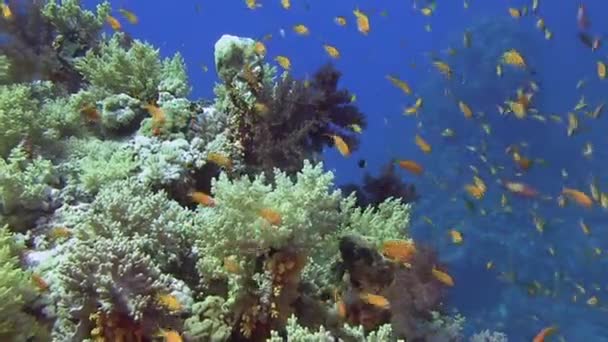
[
  {"x1": 281, "y1": 0, "x2": 290, "y2": 10},
  {"x1": 275, "y1": 55, "x2": 291, "y2": 70},
  {"x1": 334, "y1": 16, "x2": 347, "y2": 26},
  {"x1": 432, "y1": 267, "x2": 454, "y2": 286},
  {"x1": 245, "y1": 0, "x2": 261, "y2": 9},
  {"x1": 293, "y1": 24, "x2": 310, "y2": 35},
  {"x1": 327, "y1": 134, "x2": 350, "y2": 157},
  {"x1": 597, "y1": 61, "x2": 606, "y2": 79},
  {"x1": 502, "y1": 49, "x2": 526, "y2": 68},
  {"x1": 386, "y1": 75, "x2": 412, "y2": 94},
  {"x1": 433, "y1": 61, "x2": 452, "y2": 79},
  {"x1": 508, "y1": 8, "x2": 521, "y2": 18},
  {"x1": 119, "y1": 8, "x2": 139, "y2": 24},
  {"x1": 421, "y1": 7, "x2": 433, "y2": 16},
  {"x1": 415, "y1": 134, "x2": 432, "y2": 153},
  {"x1": 459, "y1": 101, "x2": 473, "y2": 118},
  {"x1": 449, "y1": 229, "x2": 463, "y2": 245},
  {"x1": 254, "y1": 41, "x2": 267, "y2": 56},
  {"x1": 323, "y1": 44, "x2": 340, "y2": 58},
  {"x1": 0, "y1": 3, "x2": 12, "y2": 20},
  {"x1": 353, "y1": 8, "x2": 370, "y2": 35}
]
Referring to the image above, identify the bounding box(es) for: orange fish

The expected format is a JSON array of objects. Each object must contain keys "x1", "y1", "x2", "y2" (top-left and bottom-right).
[
  {"x1": 432, "y1": 266, "x2": 454, "y2": 286},
  {"x1": 397, "y1": 160, "x2": 423, "y2": 175},
  {"x1": 156, "y1": 328, "x2": 182, "y2": 342},
  {"x1": 533, "y1": 326, "x2": 557, "y2": 342},
  {"x1": 259, "y1": 208, "x2": 282, "y2": 226},
  {"x1": 31, "y1": 273, "x2": 49, "y2": 292},
  {"x1": 155, "y1": 293, "x2": 182, "y2": 312},
  {"x1": 415, "y1": 134, "x2": 432, "y2": 153},
  {"x1": 382, "y1": 239, "x2": 416, "y2": 263},
  {"x1": 359, "y1": 292, "x2": 390, "y2": 309},
  {"x1": 106, "y1": 15, "x2": 122, "y2": 31},
  {"x1": 189, "y1": 191, "x2": 215, "y2": 207},
  {"x1": 562, "y1": 188, "x2": 593, "y2": 208},
  {"x1": 512, "y1": 151, "x2": 533, "y2": 170},
  {"x1": 465, "y1": 184, "x2": 485, "y2": 200},
  {"x1": 327, "y1": 134, "x2": 350, "y2": 157},
  {"x1": 334, "y1": 289, "x2": 347, "y2": 318},
  {"x1": 501, "y1": 180, "x2": 538, "y2": 197}
]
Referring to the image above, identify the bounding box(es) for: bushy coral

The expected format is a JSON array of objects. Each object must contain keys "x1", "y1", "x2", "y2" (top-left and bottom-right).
[
  {"x1": 98, "y1": 93, "x2": 144, "y2": 131},
  {"x1": 139, "y1": 92, "x2": 193, "y2": 138},
  {"x1": 74, "y1": 32, "x2": 162, "y2": 100},
  {"x1": 52, "y1": 235, "x2": 190, "y2": 341},
  {"x1": 41, "y1": 0, "x2": 110, "y2": 41},
  {"x1": 183, "y1": 296, "x2": 233, "y2": 341},
  {"x1": 0, "y1": 225, "x2": 47, "y2": 340},
  {"x1": 0, "y1": 146, "x2": 59, "y2": 231},
  {"x1": 0, "y1": 81, "x2": 81, "y2": 157},
  {"x1": 61, "y1": 138, "x2": 137, "y2": 197},
  {"x1": 159, "y1": 53, "x2": 191, "y2": 98},
  {"x1": 60, "y1": 178, "x2": 194, "y2": 270}
]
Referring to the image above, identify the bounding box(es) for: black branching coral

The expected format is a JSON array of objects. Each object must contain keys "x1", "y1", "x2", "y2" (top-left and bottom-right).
[
  {"x1": 342, "y1": 162, "x2": 420, "y2": 207},
  {"x1": 242, "y1": 63, "x2": 367, "y2": 176}
]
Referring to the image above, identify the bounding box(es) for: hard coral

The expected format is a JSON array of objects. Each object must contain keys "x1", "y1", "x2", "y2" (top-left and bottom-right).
[{"x1": 242, "y1": 63, "x2": 367, "y2": 176}]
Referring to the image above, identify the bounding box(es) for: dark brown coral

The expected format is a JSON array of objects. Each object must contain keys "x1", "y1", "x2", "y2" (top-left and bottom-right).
[
  {"x1": 241, "y1": 63, "x2": 367, "y2": 176},
  {"x1": 341, "y1": 162, "x2": 420, "y2": 207},
  {"x1": 0, "y1": 0, "x2": 100, "y2": 91},
  {"x1": 337, "y1": 236, "x2": 448, "y2": 340}
]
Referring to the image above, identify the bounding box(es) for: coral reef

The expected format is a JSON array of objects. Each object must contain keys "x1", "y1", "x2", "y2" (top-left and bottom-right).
[
  {"x1": 0, "y1": 9, "x2": 489, "y2": 338},
  {"x1": 0, "y1": 225, "x2": 47, "y2": 341}
]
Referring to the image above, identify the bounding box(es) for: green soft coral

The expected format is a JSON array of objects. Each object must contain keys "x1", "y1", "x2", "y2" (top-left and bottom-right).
[
  {"x1": 159, "y1": 52, "x2": 191, "y2": 98},
  {"x1": 0, "y1": 146, "x2": 58, "y2": 231},
  {"x1": 0, "y1": 82, "x2": 82, "y2": 157},
  {"x1": 42, "y1": 0, "x2": 110, "y2": 37},
  {"x1": 61, "y1": 138, "x2": 137, "y2": 196},
  {"x1": 75, "y1": 32, "x2": 163, "y2": 100},
  {"x1": 194, "y1": 160, "x2": 413, "y2": 296},
  {"x1": 61, "y1": 178, "x2": 194, "y2": 270},
  {"x1": 0, "y1": 225, "x2": 47, "y2": 340}
]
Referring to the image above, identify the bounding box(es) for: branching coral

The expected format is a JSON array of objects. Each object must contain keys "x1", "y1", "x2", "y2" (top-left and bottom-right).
[
  {"x1": 183, "y1": 296, "x2": 233, "y2": 341},
  {"x1": 60, "y1": 178, "x2": 195, "y2": 270},
  {"x1": 0, "y1": 81, "x2": 82, "y2": 157},
  {"x1": 0, "y1": 225, "x2": 48, "y2": 340},
  {"x1": 0, "y1": 145, "x2": 59, "y2": 231},
  {"x1": 74, "y1": 32, "x2": 162, "y2": 100},
  {"x1": 52, "y1": 235, "x2": 190, "y2": 341},
  {"x1": 61, "y1": 137, "x2": 137, "y2": 197}
]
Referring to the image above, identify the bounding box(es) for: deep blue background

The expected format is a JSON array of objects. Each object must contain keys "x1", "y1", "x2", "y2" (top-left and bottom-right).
[{"x1": 85, "y1": 0, "x2": 608, "y2": 340}]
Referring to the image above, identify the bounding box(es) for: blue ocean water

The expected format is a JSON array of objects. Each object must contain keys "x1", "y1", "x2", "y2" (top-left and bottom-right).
[{"x1": 92, "y1": 0, "x2": 608, "y2": 340}]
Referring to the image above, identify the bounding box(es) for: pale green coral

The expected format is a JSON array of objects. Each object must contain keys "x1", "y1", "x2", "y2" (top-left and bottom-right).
[
  {"x1": 268, "y1": 315, "x2": 334, "y2": 342},
  {"x1": 99, "y1": 93, "x2": 144, "y2": 130},
  {"x1": 61, "y1": 138, "x2": 137, "y2": 196},
  {"x1": 75, "y1": 32, "x2": 162, "y2": 100},
  {"x1": 53, "y1": 235, "x2": 190, "y2": 341},
  {"x1": 42, "y1": 0, "x2": 110, "y2": 37},
  {"x1": 194, "y1": 160, "x2": 413, "y2": 297},
  {"x1": 0, "y1": 82, "x2": 81, "y2": 157},
  {"x1": 159, "y1": 53, "x2": 191, "y2": 98},
  {"x1": 0, "y1": 225, "x2": 47, "y2": 340},
  {"x1": 0, "y1": 146, "x2": 58, "y2": 231},
  {"x1": 61, "y1": 178, "x2": 194, "y2": 270},
  {"x1": 139, "y1": 92, "x2": 193, "y2": 138},
  {"x1": 184, "y1": 296, "x2": 232, "y2": 342},
  {"x1": 343, "y1": 323, "x2": 400, "y2": 342}
]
